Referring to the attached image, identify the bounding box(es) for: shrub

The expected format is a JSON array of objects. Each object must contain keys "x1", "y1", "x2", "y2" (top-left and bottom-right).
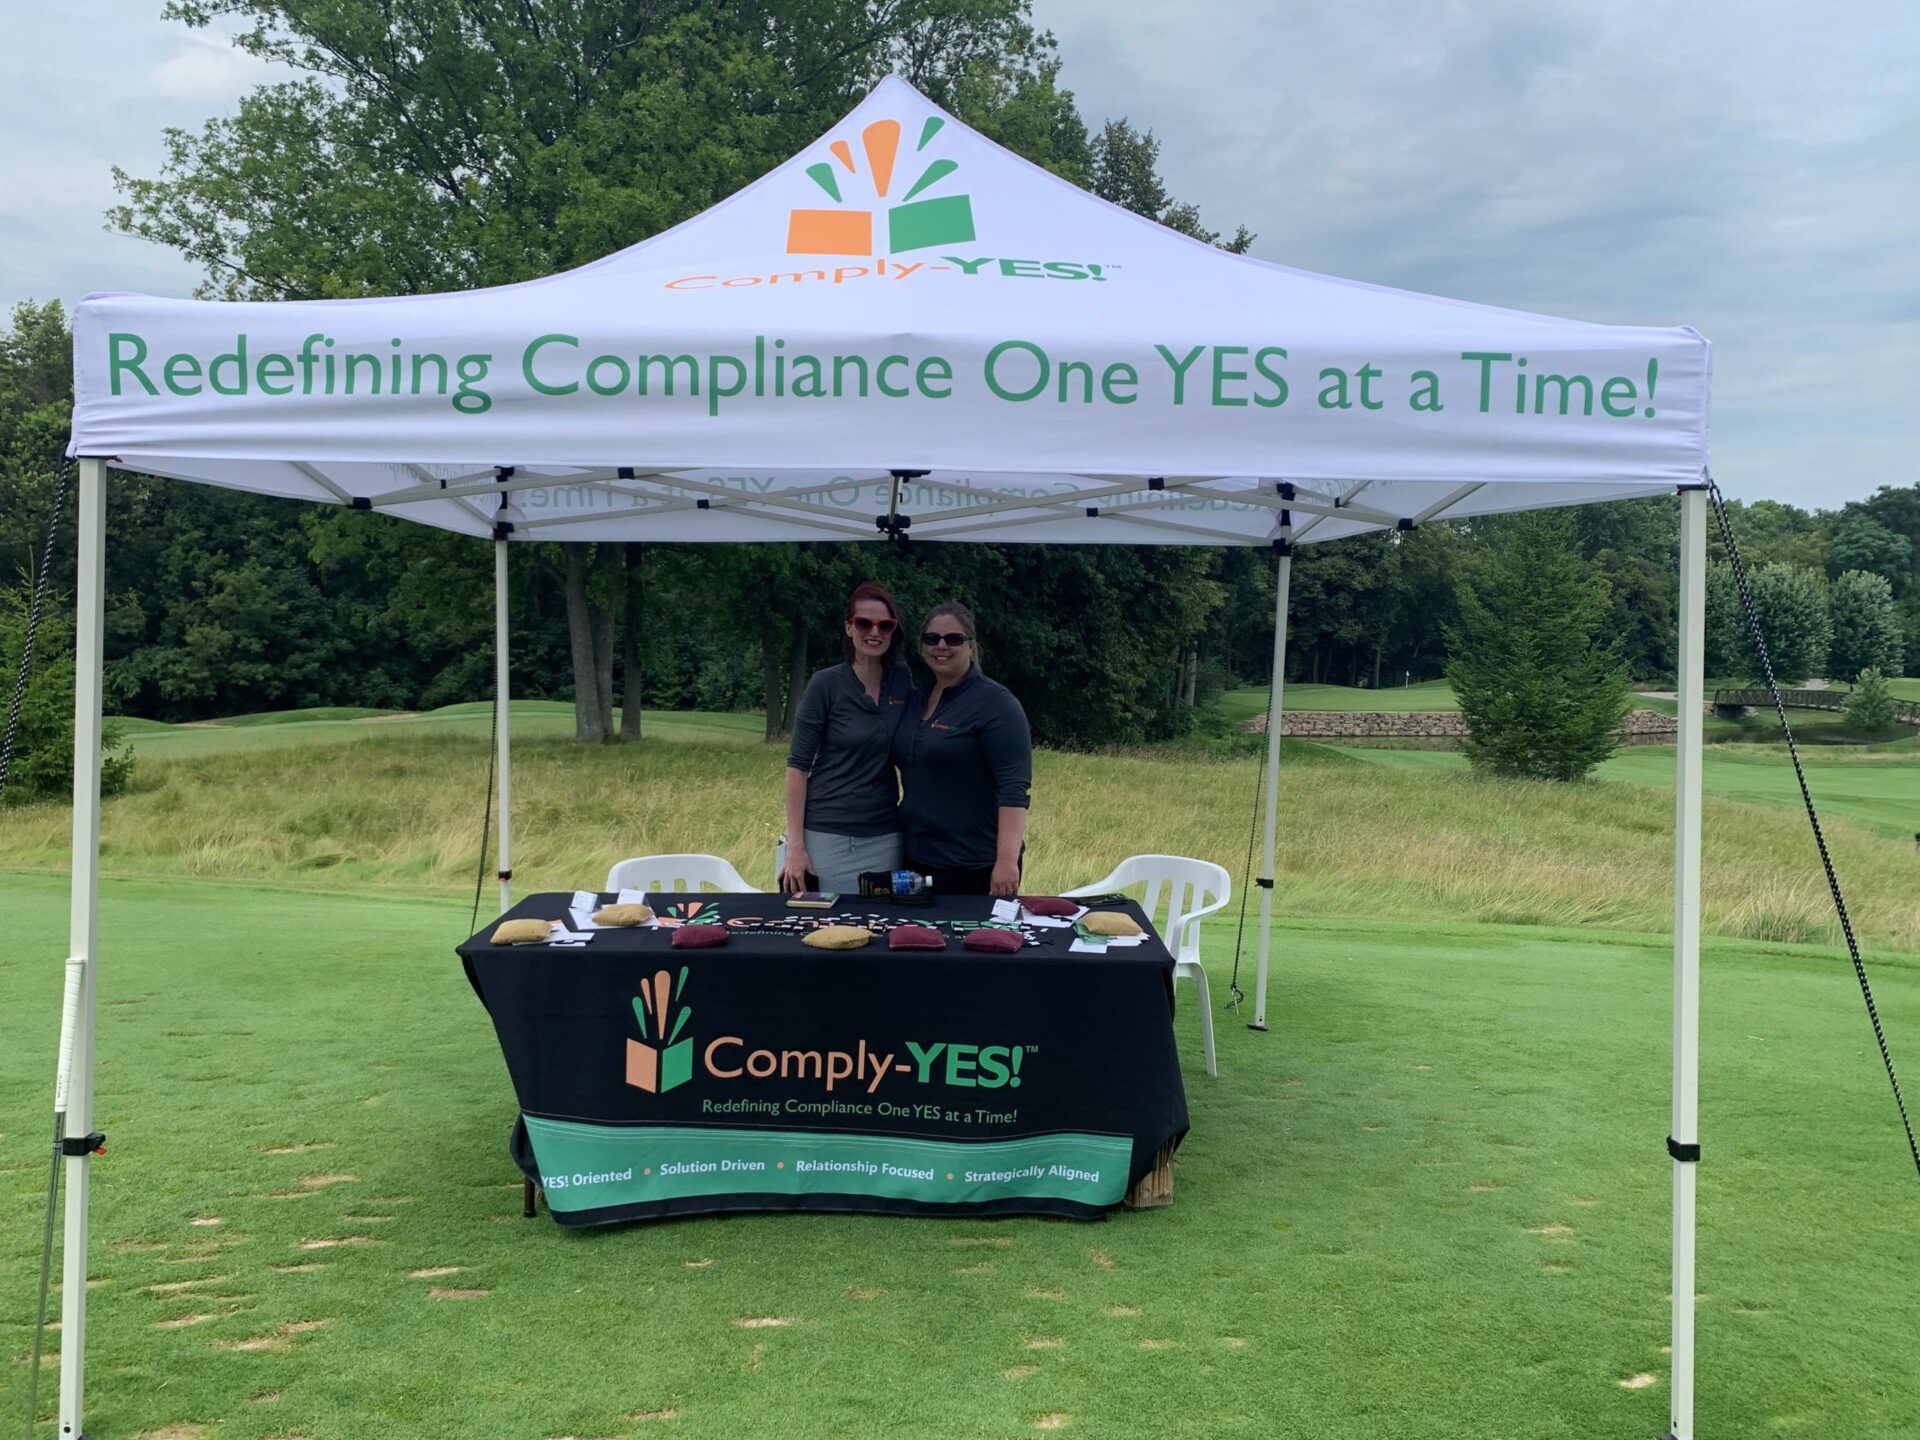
[
  {"x1": 1844, "y1": 667, "x2": 1898, "y2": 733},
  {"x1": 1446, "y1": 512, "x2": 1631, "y2": 782}
]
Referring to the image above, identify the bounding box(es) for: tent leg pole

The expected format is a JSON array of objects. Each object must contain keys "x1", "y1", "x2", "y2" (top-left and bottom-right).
[
  {"x1": 1668, "y1": 486, "x2": 1706, "y2": 1440},
  {"x1": 1251, "y1": 543, "x2": 1292, "y2": 1031},
  {"x1": 59, "y1": 457, "x2": 107, "y2": 1440},
  {"x1": 495, "y1": 537, "x2": 512, "y2": 914}
]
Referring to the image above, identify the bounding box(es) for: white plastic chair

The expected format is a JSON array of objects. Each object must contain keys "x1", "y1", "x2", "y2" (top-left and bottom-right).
[
  {"x1": 1064, "y1": 855, "x2": 1230, "y2": 1077},
  {"x1": 604, "y1": 853, "x2": 754, "y2": 894}
]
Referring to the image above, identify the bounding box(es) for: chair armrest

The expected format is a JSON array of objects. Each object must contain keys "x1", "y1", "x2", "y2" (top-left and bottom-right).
[{"x1": 1061, "y1": 869, "x2": 1125, "y2": 899}]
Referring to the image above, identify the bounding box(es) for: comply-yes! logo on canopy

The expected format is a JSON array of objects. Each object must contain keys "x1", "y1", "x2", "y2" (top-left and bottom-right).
[{"x1": 787, "y1": 116, "x2": 976, "y2": 257}]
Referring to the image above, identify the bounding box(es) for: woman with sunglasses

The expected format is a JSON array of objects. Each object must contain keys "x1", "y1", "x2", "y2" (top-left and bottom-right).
[
  {"x1": 780, "y1": 581, "x2": 914, "y2": 894},
  {"x1": 893, "y1": 601, "x2": 1032, "y2": 896}
]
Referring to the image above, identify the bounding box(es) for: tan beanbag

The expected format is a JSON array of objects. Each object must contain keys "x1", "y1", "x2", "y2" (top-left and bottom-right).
[
  {"x1": 802, "y1": 924, "x2": 875, "y2": 950},
  {"x1": 492, "y1": 918, "x2": 556, "y2": 945},
  {"x1": 1079, "y1": 911, "x2": 1143, "y2": 938},
  {"x1": 592, "y1": 903, "x2": 654, "y2": 927}
]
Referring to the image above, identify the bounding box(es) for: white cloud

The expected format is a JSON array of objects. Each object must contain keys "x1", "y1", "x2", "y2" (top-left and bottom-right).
[{"x1": 150, "y1": 31, "x2": 276, "y2": 102}]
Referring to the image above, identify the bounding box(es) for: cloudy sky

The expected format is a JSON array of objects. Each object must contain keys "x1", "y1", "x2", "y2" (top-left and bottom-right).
[{"x1": 3, "y1": 2, "x2": 1915, "y2": 506}]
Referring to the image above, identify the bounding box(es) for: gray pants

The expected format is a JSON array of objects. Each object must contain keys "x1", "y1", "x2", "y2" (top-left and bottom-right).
[{"x1": 802, "y1": 828, "x2": 903, "y2": 895}]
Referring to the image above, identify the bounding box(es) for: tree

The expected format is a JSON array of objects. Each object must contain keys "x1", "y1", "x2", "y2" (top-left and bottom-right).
[
  {"x1": 1828, "y1": 570, "x2": 1905, "y2": 683},
  {"x1": 1445, "y1": 512, "x2": 1631, "y2": 782},
  {"x1": 1705, "y1": 561, "x2": 1831, "y2": 685},
  {"x1": 115, "y1": 2, "x2": 1242, "y2": 741},
  {"x1": 0, "y1": 587, "x2": 134, "y2": 807},
  {"x1": 1844, "y1": 667, "x2": 1898, "y2": 732},
  {"x1": 1828, "y1": 512, "x2": 1912, "y2": 594},
  {"x1": 1088, "y1": 119, "x2": 1253, "y2": 251}
]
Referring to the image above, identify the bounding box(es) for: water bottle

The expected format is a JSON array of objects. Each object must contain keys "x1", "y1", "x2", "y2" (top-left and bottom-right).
[{"x1": 890, "y1": 869, "x2": 931, "y2": 897}]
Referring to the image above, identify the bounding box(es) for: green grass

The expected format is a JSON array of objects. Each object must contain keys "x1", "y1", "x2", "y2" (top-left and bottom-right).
[
  {"x1": 1333, "y1": 742, "x2": 1920, "y2": 841},
  {"x1": 1218, "y1": 681, "x2": 1459, "y2": 720},
  {"x1": 6, "y1": 714, "x2": 1920, "y2": 952},
  {"x1": 1, "y1": 874, "x2": 1914, "y2": 1438},
  {"x1": 107, "y1": 704, "x2": 764, "y2": 759}
]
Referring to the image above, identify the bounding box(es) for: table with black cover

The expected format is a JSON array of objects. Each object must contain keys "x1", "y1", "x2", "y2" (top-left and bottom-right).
[{"x1": 456, "y1": 892, "x2": 1190, "y2": 1226}]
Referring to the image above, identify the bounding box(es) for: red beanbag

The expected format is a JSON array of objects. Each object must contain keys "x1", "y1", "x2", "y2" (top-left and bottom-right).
[
  {"x1": 669, "y1": 924, "x2": 728, "y2": 949},
  {"x1": 889, "y1": 924, "x2": 946, "y2": 951},
  {"x1": 1019, "y1": 896, "x2": 1079, "y2": 917},
  {"x1": 963, "y1": 927, "x2": 1025, "y2": 954}
]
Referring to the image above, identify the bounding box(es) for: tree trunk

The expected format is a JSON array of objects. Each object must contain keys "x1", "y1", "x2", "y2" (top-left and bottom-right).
[
  {"x1": 762, "y1": 618, "x2": 785, "y2": 742},
  {"x1": 592, "y1": 602, "x2": 615, "y2": 740},
  {"x1": 563, "y1": 544, "x2": 609, "y2": 743},
  {"x1": 783, "y1": 627, "x2": 808, "y2": 735},
  {"x1": 1372, "y1": 641, "x2": 1383, "y2": 691},
  {"x1": 620, "y1": 543, "x2": 643, "y2": 740},
  {"x1": 1181, "y1": 645, "x2": 1199, "y2": 706}
]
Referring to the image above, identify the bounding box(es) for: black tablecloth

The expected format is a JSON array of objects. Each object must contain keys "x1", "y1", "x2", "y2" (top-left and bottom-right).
[{"x1": 456, "y1": 892, "x2": 1190, "y2": 1225}]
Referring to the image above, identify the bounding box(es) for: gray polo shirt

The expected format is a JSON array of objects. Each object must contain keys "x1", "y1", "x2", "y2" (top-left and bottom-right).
[
  {"x1": 892, "y1": 668, "x2": 1033, "y2": 869},
  {"x1": 786, "y1": 662, "x2": 912, "y2": 836}
]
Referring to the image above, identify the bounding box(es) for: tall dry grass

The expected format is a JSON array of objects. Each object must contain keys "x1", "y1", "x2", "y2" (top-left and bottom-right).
[{"x1": 1, "y1": 731, "x2": 1916, "y2": 953}]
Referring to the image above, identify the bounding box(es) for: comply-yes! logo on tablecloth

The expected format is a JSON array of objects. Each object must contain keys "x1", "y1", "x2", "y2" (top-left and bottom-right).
[{"x1": 626, "y1": 965, "x2": 694, "y2": 1094}]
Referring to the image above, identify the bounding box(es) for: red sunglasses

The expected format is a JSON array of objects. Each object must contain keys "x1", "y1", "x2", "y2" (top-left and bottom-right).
[{"x1": 850, "y1": 615, "x2": 898, "y2": 634}]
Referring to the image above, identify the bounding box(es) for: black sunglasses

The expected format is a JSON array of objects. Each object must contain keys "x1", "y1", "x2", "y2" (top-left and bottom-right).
[{"x1": 920, "y1": 631, "x2": 970, "y2": 648}]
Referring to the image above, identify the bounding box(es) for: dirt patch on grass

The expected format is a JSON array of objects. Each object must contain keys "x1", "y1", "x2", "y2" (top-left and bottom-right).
[
  {"x1": 1618, "y1": 1372, "x2": 1659, "y2": 1390},
  {"x1": 1466, "y1": 1182, "x2": 1503, "y2": 1193},
  {"x1": 407, "y1": 1267, "x2": 463, "y2": 1279},
  {"x1": 136, "y1": 1426, "x2": 211, "y2": 1440},
  {"x1": 746, "y1": 1343, "x2": 766, "y2": 1372},
  {"x1": 296, "y1": 1173, "x2": 357, "y2": 1190},
  {"x1": 216, "y1": 1319, "x2": 332, "y2": 1353},
  {"x1": 188, "y1": 1217, "x2": 224, "y2": 1227},
  {"x1": 1002, "y1": 1364, "x2": 1039, "y2": 1380},
  {"x1": 1526, "y1": 1223, "x2": 1576, "y2": 1239},
  {"x1": 949, "y1": 1236, "x2": 1011, "y2": 1247},
  {"x1": 1104, "y1": 1305, "x2": 1141, "y2": 1318},
  {"x1": 683, "y1": 1258, "x2": 713, "y2": 1269},
  {"x1": 268, "y1": 1264, "x2": 326, "y2": 1274},
  {"x1": 845, "y1": 1286, "x2": 883, "y2": 1300},
  {"x1": 952, "y1": 1262, "x2": 995, "y2": 1275},
  {"x1": 254, "y1": 1142, "x2": 335, "y2": 1156},
  {"x1": 731, "y1": 1316, "x2": 793, "y2": 1329},
  {"x1": 1086, "y1": 1248, "x2": 1116, "y2": 1270},
  {"x1": 1025, "y1": 1286, "x2": 1066, "y2": 1301},
  {"x1": 142, "y1": 1277, "x2": 229, "y2": 1295},
  {"x1": 1221, "y1": 1336, "x2": 1247, "y2": 1348},
  {"x1": 1022, "y1": 1336, "x2": 1063, "y2": 1350},
  {"x1": 1139, "y1": 1338, "x2": 1176, "y2": 1350},
  {"x1": 1031, "y1": 1414, "x2": 1071, "y2": 1430},
  {"x1": 296, "y1": 1237, "x2": 375, "y2": 1250},
  {"x1": 154, "y1": 1313, "x2": 222, "y2": 1329},
  {"x1": 626, "y1": 1409, "x2": 678, "y2": 1423}
]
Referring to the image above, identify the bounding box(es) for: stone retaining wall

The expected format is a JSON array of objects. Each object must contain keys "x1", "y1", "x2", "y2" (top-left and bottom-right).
[{"x1": 1240, "y1": 708, "x2": 1680, "y2": 738}]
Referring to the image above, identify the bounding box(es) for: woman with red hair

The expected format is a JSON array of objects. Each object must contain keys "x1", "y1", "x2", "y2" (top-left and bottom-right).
[{"x1": 779, "y1": 581, "x2": 913, "y2": 894}]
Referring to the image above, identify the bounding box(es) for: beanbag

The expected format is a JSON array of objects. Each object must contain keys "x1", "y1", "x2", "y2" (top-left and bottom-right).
[
  {"x1": 593, "y1": 903, "x2": 654, "y2": 927},
  {"x1": 1019, "y1": 896, "x2": 1079, "y2": 917},
  {"x1": 1079, "y1": 911, "x2": 1143, "y2": 938},
  {"x1": 963, "y1": 926, "x2": 1025, "y2": 954},
  {"x1": 492, "y1": 918, "x2": 555, "y2": 946},
  {"x1": 802, "y1": 925, "x2": 874, "y2": 950},
  {"x1": 888, "y1": 924, "x2": 946, "y2": 951},
  {"x1": 670, "y1": 923, "x2": 727, "y2": 949}
]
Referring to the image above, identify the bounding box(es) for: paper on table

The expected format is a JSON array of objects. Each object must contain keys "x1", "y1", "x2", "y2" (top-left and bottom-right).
[
  {"x1": 617, "y1": 888, "x2": 651, "y2": 906},
  {"x1": 1068, "y1": 935, "x2": 1147, "y2": 954},
  {"x1": 990, "y1": 898, "x2": 1019, "y2": 923},
  {"x1": 570, "y1": 890, "x2": 611, "y2": 929},
  {"x1": 1019, "y1": 902, "x2": 1083, "y2": 928}
]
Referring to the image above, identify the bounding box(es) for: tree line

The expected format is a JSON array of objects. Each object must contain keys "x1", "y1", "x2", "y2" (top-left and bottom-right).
[{"x1": 2, "y1": 1, "x2": 1915, "y2": 782}]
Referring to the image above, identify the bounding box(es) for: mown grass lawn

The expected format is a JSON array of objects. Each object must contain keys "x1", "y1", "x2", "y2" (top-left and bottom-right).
[{"x1": 2, "y1": 874, "x2": 1915, "y2": 1438}]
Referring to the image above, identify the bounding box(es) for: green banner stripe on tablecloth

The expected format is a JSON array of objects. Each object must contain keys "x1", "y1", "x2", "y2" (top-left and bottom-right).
[{"x1": 523, "y1": 1119, "x2": 1132, "y2": 1210}]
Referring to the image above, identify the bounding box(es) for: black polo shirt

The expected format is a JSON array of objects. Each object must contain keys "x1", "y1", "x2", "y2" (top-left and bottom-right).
[
  {"x1": 786, "y1": 662, "x2": 912, "y2": 836},
  {"x1": 892, "y1": 668, "x2": 1033, "y2": 869}
]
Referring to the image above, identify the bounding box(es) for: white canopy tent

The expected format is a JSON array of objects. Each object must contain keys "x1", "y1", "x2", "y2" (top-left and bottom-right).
[{"x1": 59, "y1": 77, "x2": 1712, "y2": 1438}]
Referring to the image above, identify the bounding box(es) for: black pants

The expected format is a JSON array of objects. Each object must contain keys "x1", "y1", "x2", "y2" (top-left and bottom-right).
[{"x1": 911, "y1": 851, "x2": 1022, "y2": 897}]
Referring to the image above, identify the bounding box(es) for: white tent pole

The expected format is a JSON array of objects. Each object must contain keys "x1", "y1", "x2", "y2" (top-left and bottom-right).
[
  {"x1": 58, "y1": 457, "x2": 107, "y2": 1439},
  {"x1": 1250, "y1": 520, "x2": 1293, "y2": 1031},
  {"x1": 1669, "y1": 484, "x2": 1707, "y2": 1440},
  {"x1": 494, "y1": 535, "x2": 512, "y2": 913}
]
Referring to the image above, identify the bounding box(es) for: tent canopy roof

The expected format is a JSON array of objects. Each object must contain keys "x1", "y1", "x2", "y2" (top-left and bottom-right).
[{"x1": 70, "y1": 77, "x2": 1709, "y2": 546}]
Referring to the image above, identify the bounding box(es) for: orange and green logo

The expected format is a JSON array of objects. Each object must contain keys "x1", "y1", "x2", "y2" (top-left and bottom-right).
[
  {"x1": 626, "y1": 965, "x2": 693, "y2": 1094},
  {"x1": 787, "y1": 116, "x2": 976, "y2": 257}
]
